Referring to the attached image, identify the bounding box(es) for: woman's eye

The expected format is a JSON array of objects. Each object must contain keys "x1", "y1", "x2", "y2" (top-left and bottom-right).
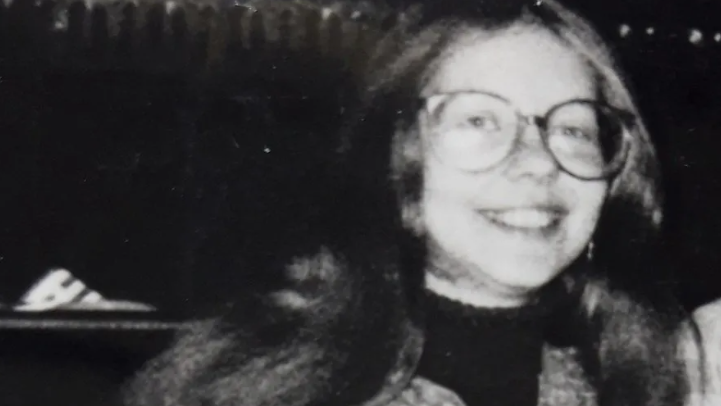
[
  {"x1": 553, "y1": 126, "x2": 592, "y2": 140},
  {"x1": 466, "y1": 114, "x2": 500, "y2": 131}
]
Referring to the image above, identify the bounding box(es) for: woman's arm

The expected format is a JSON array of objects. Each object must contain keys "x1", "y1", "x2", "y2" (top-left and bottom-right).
[{"x1": 685, "y1": 298, "x2": 721, "y2": 406}]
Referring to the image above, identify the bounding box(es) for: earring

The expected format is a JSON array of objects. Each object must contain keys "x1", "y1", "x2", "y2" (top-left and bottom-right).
[
  {"x1": 401, "y1": 202, "x2": 424, "y2": 234},
  {"x1": 586, "y1": 241, "x2": 595, "y2": 262}
]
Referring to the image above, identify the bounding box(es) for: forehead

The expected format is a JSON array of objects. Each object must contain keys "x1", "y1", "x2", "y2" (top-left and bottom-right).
[{"x1": 424, "y1": 25, "x2": 596, "y2": 113}]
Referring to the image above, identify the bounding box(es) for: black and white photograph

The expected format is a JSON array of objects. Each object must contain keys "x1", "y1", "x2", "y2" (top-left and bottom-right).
[{"x1": 0, "y1": 0, "x2": 720, "y2": 405}]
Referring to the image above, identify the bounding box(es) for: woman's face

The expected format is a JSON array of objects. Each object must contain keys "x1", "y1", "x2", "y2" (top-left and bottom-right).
[{"x1": 419, "y1": 25, "x2": 608, "y2": 306}]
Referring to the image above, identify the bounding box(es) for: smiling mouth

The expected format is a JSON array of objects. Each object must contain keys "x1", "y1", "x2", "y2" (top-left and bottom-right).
[{"x1": 478, "y1": 208, "x2": 564, "y2": 232}]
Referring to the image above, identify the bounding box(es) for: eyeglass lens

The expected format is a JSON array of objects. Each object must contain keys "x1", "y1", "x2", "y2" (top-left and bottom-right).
[{"x1": 426, "y1": 93, "x2": 627, "y2": 179}]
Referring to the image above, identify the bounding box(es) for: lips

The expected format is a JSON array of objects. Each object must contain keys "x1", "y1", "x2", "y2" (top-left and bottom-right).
[{"x1": 478, "y1": 207, "x2": 565, "y2": 232}]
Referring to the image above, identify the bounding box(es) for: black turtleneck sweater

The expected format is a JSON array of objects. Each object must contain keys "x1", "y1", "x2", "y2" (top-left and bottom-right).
[{"x1": 416, "y1": 290, "x2": 550, "y2": 406}]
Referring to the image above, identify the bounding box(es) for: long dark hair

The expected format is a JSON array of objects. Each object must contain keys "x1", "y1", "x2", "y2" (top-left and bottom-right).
[{"x1": 336, "y1": 1, "x2": 699, "y2": 405}]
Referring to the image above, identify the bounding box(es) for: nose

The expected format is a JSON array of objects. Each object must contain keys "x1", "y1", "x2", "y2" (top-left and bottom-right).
[{"x1": 504, "y1": 123, "x2": 558, "y2": 180}]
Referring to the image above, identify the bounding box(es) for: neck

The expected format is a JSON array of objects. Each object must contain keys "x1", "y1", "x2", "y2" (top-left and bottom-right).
[
  {"x1": 425, "y1": 242, "x2": 536, "y2": 308},
  {"x1": 425, "y1": 272, "x2": 530, "y2": 309}
]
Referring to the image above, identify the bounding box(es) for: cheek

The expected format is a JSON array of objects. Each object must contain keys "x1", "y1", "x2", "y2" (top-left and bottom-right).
[
  {"x1": 566, "y1": 181, "x2": 607, "y2": 246},
  {"x1": 419, "y1": 162, "x2": 472, "y2": 237},
  {"x1": 419, "y1": 161, "x2": 491, "y2": 249},
  {"x1": 422, "y1": 154, "x2": 490, "y2": 202}
]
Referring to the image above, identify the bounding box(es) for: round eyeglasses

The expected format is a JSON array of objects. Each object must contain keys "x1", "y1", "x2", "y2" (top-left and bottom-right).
[{"x1": 420, "y1": 91, "x2": 635, "y2": 180}]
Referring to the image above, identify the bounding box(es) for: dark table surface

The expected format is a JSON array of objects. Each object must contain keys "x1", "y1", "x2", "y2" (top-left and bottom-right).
[{"x1": 0, "y1": 312, "x2": 181, "y2": 406}]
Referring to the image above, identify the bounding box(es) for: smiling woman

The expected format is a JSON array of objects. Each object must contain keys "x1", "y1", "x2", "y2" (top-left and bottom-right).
[{"x1": 333, "y1": 1, "x2": 689, "y2": 403}]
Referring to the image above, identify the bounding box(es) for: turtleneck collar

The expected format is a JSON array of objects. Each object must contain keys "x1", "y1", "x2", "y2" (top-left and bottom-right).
[{"x1": 416, "y1": 271, "x2": 556, "y2": 406}]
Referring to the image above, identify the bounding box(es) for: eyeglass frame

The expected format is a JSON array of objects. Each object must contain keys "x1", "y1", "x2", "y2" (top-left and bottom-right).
[{"x1": 416, "y1": 90, "x2": 637, "y2": 181}]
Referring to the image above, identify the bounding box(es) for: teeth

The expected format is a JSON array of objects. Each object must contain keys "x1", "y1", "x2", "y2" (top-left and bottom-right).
[{"x1": 483, "y1": 209, "x2": 558, "y2": 229}]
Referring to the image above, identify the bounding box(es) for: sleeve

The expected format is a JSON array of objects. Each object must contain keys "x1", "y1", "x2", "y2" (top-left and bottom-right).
[{"x1": 685, "y1": 298, "x2": 721, "y2": 406}]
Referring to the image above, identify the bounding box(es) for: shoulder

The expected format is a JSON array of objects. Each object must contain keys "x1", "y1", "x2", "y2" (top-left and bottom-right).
[
  {"x1": 538, "y1": 346, "x2": 596, "y2": 406},
  {"x1": 684, "y1": 298, "x2": 721, "y2": 406},
  {"x1": 692, "y1": 298, "x2": 721, "y2": 346}
]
